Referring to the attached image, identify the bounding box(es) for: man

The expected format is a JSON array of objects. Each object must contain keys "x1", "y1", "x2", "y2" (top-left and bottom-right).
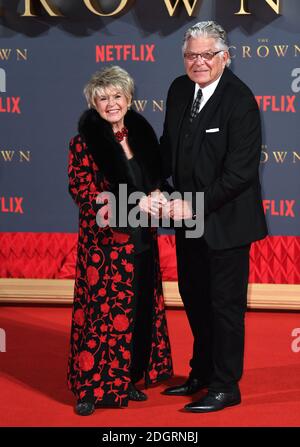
[{"x1": 160, "y1": 21, "x2": 268, "y2": 412}]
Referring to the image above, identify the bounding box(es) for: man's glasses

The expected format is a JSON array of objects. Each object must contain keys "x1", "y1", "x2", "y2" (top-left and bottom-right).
[{"x1": 184, "y1": 50, "x2": 223, "y2": 62}]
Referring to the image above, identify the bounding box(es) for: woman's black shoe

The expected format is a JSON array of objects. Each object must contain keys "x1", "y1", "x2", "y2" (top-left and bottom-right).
[
  {"x1": 75, "y1": 400, "x2": 95, "y2": 416},
  {"x1": 128, "y1": 382, "x2": 148, "y2": 401}
]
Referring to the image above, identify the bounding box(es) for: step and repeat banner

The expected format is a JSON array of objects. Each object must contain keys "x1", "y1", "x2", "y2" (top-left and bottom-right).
[{"x1": 0, "y1": 0, "x2": 299, "y2": 238}]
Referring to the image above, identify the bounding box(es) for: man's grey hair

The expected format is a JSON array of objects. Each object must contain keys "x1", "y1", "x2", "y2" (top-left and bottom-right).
[
  {"x1": 183, "y1": 21, "x2": 231, "y2": 67},
  {"x1": 84, "y1": 65, "x2": 134, "y2": 109}
]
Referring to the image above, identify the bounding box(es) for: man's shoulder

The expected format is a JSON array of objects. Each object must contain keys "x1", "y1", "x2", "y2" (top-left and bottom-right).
[
  {"x1": 223, "y1": 68, "x2": 255, "y2": 101},
  {"x1": 169, "y1": 74, "x2": 193, "y2": 92}
]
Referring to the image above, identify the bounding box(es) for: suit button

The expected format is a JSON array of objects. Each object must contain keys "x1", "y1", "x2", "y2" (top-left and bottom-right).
[{"x1": 185, "y1": 133, "x2": 189, "y2": 138}]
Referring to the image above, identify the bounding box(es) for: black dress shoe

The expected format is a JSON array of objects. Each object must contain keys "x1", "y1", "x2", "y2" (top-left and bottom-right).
[
  {"x1": 184, "y1": 389, "x2": 241, "y2": 413},
  {"x1": 162, "y1": 377, "x2": 208, "y2": 396},
  {"x1": 75, "y1": 400, "x2": 95, "y2": 416},
  {"x1": 128, "y1": 382, "x2": 148, "y2": 401}
]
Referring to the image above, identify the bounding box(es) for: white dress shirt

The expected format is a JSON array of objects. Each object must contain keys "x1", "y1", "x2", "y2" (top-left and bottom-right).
[{"x1": 194, "y1": 75, "x2": 222, "y2": 112}]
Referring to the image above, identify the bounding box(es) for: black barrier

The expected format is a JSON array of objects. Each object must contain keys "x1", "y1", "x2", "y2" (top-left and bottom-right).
[{"x1": 0, "y1": 426, "x2": 296, "y2": 445}]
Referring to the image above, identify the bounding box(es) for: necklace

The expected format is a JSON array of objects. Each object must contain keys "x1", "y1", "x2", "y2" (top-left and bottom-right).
[{"x1": 114, "y1": 126, "x2": 128, "y2": 142}]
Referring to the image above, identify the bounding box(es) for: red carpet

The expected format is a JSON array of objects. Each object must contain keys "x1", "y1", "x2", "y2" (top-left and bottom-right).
[{"x1": 0, "y1": 306, "x2": 299, "y2": 427}]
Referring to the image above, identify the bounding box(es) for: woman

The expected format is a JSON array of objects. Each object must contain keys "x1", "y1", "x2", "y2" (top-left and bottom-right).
[{"x1": 67, "y1": 66, "x2": 173, "y2": 416}]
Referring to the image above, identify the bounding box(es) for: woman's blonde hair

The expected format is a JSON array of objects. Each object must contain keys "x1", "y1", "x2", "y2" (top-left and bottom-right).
[{"x1": 84, "y1": 65, "x2": 134, "y2": 108}]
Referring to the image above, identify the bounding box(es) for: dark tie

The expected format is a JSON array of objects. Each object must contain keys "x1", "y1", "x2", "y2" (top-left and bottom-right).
[{"x1": 189, "y1": 89, "x2": 202, "y2": 122}]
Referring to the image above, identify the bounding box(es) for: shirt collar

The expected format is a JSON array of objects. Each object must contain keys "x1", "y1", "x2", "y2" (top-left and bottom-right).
[{"x1": 194, "y1": 74, "x2": 222, "y2": 100}]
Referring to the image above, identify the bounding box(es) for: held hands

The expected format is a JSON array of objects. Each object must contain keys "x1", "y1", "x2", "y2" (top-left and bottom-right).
[
  {"x1": 163, "y1": 199, "x2": 193, "y2": 220},
  {"x1": 138, "y1": 189, "x2": 167, "y2": 217},
  {"x1": 139, "y1": 190, "x2": 193, "y2": 220}
]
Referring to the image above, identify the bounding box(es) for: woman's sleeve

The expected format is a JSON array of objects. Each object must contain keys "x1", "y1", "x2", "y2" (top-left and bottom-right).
[
  {"x1": 68, "y1": 135, "x2": 105, "y2": 236},
  {"x1": 68, "y1": 135, "x2": 101, "y2": 205}
]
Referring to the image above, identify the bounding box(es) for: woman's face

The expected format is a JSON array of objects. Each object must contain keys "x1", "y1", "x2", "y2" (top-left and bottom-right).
[{"x1": 94, "y1": 86, "x2": 130, "y2": 129}]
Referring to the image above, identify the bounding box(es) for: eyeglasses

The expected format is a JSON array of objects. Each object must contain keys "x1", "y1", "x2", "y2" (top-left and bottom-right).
[{"x1": 184, "y1": 50, "x2": 223, "y2": 62}]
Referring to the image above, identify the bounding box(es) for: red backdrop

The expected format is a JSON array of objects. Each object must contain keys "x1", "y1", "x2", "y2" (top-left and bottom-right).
[{"x1": 0, "y1": 233, "x2": 299, "y2": 284}]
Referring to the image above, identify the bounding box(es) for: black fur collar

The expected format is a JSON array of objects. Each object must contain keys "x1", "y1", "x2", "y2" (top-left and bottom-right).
[{"x1": 78, "y1": 108, "x2": 162, "y2": 193}]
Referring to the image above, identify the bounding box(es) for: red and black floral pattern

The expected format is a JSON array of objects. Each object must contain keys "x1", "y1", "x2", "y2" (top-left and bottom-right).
[{"x1": 67, "y1": 135, "x2": 173, "y2": 407}]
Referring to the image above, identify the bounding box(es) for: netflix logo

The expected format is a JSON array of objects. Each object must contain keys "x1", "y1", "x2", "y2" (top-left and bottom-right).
[
  {"x1": 0, "y1": 97, "x2": 21, "y2": 114},
  {"x1": 0, "y1": 197, "x2": 24, "y2": 214},
  {"x1": 263, "y1": 200, "x2": 296, "y2": 217},
  {"x1": 255, "y1": 95, "x2": 296, "y2": 112},
  {"x1": 96, "y1": 44, "x2": 155, "y2": 63}
]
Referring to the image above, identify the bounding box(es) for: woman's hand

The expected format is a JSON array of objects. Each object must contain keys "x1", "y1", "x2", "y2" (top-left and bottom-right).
[
  {"x1": 138, "y1": 195, "x2": 160, "y2": 216},
  {"x1": 151, "y1": 189, "x2": 168, "y2": 207},
  {"x1": 138, "y1": 189, "x2": 167, "y2": 217}
]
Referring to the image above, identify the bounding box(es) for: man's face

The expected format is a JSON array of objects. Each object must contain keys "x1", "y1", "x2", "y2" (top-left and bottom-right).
[{"x1": 184, "y1": 37, "x2": 229, "y2": 88}]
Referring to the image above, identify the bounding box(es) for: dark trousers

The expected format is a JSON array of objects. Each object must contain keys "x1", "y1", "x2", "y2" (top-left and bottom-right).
[
  {"x1": 130, "y1": 248, "x2": 154, "y2": 383},
  {"x1": 176, "y1": 230, "x2": 250, "y2": 392}
]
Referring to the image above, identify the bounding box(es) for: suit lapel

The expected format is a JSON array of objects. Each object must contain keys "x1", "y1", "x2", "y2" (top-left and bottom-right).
[{"x1": 189, "y1": 69, "x2": 230, "y2": 167}]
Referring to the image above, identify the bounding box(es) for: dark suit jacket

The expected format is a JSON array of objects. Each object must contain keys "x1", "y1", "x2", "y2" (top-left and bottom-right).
[{"x1": 160, "y1": 67, "x2": 268, "y2": 249}]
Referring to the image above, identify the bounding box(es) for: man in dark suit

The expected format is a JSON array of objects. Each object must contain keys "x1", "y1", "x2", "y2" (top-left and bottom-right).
[{"x1": 160, "y1": 21, "x2": 268, "y2": 412}]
